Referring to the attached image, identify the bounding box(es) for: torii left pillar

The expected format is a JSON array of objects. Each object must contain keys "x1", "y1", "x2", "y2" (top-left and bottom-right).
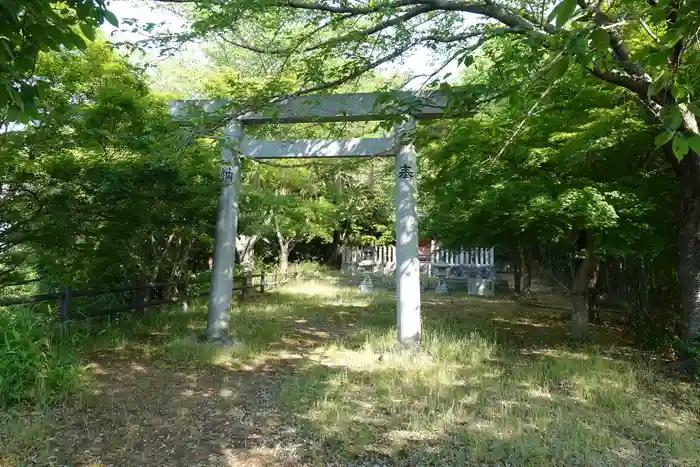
[{"x1": 207, "y1": 121, "x2": 243, "y2": 341}]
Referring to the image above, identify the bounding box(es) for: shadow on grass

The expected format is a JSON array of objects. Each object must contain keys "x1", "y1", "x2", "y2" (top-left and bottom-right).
[
  {"x1": 274, "y1": 352, "x2": 699, "y2": 466},
  {"x1": 22, "y1": 346, "x2": 699, "y2": 466},
  {"x1": 8, "y1": 280, "x2": 695, "y2": 466},
  {"x1": 62, "y1": 280, "x2": 631, "y2": 367}
]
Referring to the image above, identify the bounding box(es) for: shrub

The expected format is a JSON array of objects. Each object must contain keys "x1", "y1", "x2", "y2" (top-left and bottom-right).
[
  {"x1": 287, "y1": 260, "x2": 331, "y2": 278},
  {"x1": 0, "y1": 306, "x2": 82, "y2": 408}
]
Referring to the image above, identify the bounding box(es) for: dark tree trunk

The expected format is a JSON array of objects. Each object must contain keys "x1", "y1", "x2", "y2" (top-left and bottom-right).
[
  {"x1": 513, "y1": 246, "x2": 522, "y2": 294},
  {"x1": 588, "y1": 260, "x2": 601, "y2": 324},
  {"x1": 571, "y1": 257, "x2": 591, "y2": 340},
  {"x1": 676, "y1": 153, "x2": 700, "y2": 345},
  {"x1": 521, "y1": 245, "x2": 533, "y2": 297},
  {"x1": 571, "y1": 230, "x2": 596, "y2": 340}
]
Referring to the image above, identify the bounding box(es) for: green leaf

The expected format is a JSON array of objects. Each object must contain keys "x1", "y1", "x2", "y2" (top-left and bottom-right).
[
  {"x1": 80, "y1": 23, "x2": 96, "y2": 41},
  {"x1": 672, "y1": 134, "x2": 690, "y2": 159},
  {"x1": 648, "y1": 73, "x2": 669, "y2": 99},
  {"x1": 567, "y1": 33, "x2": 587, "y2": 54},
  {"x1": 556, "y1": 0, "x2": 578, "y2": 27},
  {"x1": 687, "y1": 134, "x2": 700, "y2": 154},
  {"x1": 655, "y1": 130, "x2": 675, "y2": 148},
  {"x1": 662, "y1": 25, "x2": 686, "y2": 45},
  {"x1": 549, "y1": 55, "x2": 570, "y2": 80},
  {"x1": 646, "y1": 48, "x2": 672, "y2": 67},
  {"x1": 574, "y1": 52, "x2": 593, "y2": 69},
  {"x1": 663, "y1": 107, "x2": 683, "y2": 130},
  {"x1": 103, "y1": 10, "x2": 119, "y2": 27},
  {"x1": 547, "y1": 3, "x2": 562, "y2": 24},
  {"x1": 671, "y1": 82, "x2": 686, "y2": 101},
  {"x1": 460, "y1": 55, "x2": 474, "y2": 68},
  {"x1": 8, "y1": 86, "x2": 23, "y2": 111},
  {"x1": 70, "y1": 32, "x2": 88, "y2": 50},
  {"x1": 649, "y1": 4, "x2": 668, "y2": 22},
  {"x1": 590, "y1": 28, "x2": 609, "y2": 51},
  {"x1": 7, "y1": 105, "x2": 23, "y2": 123}
]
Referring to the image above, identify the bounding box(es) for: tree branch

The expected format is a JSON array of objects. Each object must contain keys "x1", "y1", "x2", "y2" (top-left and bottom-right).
[
  {"x1": 420, "y1": 0, "x2": 550, "y2": 39},
  {"x1": 667, "y1": 1, "x2": 684, "y2": 71},
  {"x1": 218, "y1": 35, "x2": 289, "y2": 55},
  {"x1": 280, "y1": 0, "x2": 418, "y2": 14},
  {"x1": 413, "y1": 48, "x2": 465, "y2": 90},
  {"x1": 586, "y1": 66, "x2": 650, "y2": 97},
  {"x1": 306, "y1": 5, "x2": 434, "y2": 52},
  {"x1": 422, "y1": 30, "x2": 485, "y2": 43},
  {"x1": 218, "y1": 6, "x2": 431, "y2": 56},
  {"x1": 492, "y1": 53, "x2": 564, "y2": 161},
  {"x1": 295, "y1": 40, "x2": 420, "y2": 95},
  {"x1": 273, "y1": 214, "x2": 285, "y2": 246},
  {"x1": 639, "y1": 18, "x2": 658, "y2": 42},
  {"x1": 416, "y1": 32, "x2": 495, "y2": 89},
  {"x1": 576, "y1": 0, "x2": 649, "y2": 80}
]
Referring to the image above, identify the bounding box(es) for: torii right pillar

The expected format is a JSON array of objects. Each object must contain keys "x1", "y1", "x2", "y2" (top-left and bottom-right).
[{"x1": 395, "y1": 118, "x2": 421, "y2": 346}]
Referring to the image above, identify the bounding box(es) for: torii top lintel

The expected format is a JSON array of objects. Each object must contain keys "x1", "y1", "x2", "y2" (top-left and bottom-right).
[{"x1": 169, "y1": 90, "x2": 457, "y2": 124}]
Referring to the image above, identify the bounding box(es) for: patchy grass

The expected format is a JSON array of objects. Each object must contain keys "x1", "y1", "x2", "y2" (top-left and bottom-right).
[{"x1": 2, "y1": 279, "x2": 699, "y2": 466}]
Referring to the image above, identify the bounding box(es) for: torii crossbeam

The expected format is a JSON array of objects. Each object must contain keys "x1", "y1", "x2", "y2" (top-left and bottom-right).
[{"x1": 170, "y1": 90, "x2": 457, "y2": 346}]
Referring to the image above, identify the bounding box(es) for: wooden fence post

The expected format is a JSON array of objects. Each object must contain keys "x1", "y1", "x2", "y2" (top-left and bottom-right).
[
  {"x1": 134, "y1": 280, "x2": 147, "y2": 316},
  {"x1": 241, "y1": 274, "x2": 248, "y2": 301},
  {"x1": 59, "y1": 285, "x2": 73, "y2": 321},
  {"x1": 260, "y1": 271, "x2": 266, "y2": 293}
]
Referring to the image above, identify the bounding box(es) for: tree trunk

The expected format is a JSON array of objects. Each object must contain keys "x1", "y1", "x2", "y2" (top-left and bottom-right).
[
  {"x1": 587, "y1": 260, "x2": 601, "y2": 324},
  {"x1": 236, "y1": 234, "x2": 259, "y2": 273},
  {"x1": 571, "y1": 257, "x2": 591, "y2": 340},
  {"x1": 513, "y1": 246, "x2": 522, "y2": 294},
  {"x1": 279, "y1": 243, "x2": 289, "y2": 275},
  {"x1": 521, "y1": 246, "x2": 533, "y2": 297},
  {"x1": 571, "y1": 230, "x2": 596, "y2": 340},
  {"x1": 676, "y1": 153, "x2": 700, "y2": 345},
  {"x1": 332, "y1": 229, "x2": 348, "y2": 268}
]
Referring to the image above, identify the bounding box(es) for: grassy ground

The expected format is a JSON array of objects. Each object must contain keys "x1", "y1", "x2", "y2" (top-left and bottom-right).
[{"x1": 2, "y1": 280, "x2": 699, "y2": 466}]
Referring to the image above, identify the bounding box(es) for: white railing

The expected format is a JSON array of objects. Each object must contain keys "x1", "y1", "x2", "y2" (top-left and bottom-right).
[
  {"x1": 431, "y1": 247, "x2": 495, "y2": 267},
  {"x1": 341, "y1": 244, "x2": 495, "y2": 274},
  {"x1": 341, "y1": 244, "x2": 496, "y2": 296}
]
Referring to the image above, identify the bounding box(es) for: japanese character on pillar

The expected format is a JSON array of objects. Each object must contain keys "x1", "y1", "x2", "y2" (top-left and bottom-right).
[
  {"x1": 398, "y1": 164, "x2": 414, "y2": 179},
  {"x1": 220, "y1": 165, "x2": 234, "y2": 184}
]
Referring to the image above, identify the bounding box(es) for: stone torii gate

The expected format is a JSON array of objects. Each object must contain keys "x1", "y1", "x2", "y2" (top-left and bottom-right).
[{"x1": 170, "y1": 91, "x2": 452, "y2": 346}]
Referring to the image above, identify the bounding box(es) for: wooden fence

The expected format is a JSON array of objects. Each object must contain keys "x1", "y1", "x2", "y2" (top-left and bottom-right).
[{"x1": 0, "y1": 270, "x2": 295, "y2": 321}]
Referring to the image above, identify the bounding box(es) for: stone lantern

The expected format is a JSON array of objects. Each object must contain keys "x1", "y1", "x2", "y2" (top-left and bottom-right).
[
  {"x1": 358, "y1": 247, "x2": 376, "y2": 293},
  {"x1": 432, "y1": 261, "x2": 451, "y2": 293}
]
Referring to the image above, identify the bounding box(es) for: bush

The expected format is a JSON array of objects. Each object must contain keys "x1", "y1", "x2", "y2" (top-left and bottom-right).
[
  {"x1": 0, "y1": 307, "x2": 82, "y2": 408},
  {"x1": 250, "y1": 260, "x2": 330, "y2": 279},
  {"x1": 287, "y1": 261, "x2": 331, "y2": 278}
]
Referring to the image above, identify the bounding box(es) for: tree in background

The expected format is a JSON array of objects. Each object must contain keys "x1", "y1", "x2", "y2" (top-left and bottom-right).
[
  {"x1": 0, "y1": 41, "x2": 219, "y2": 298},
  {"x1": 421, "y1": 37, "x2": 677, "y2": 339},
  {"x1": 1, "y1": 0, "x2": 118, "y2": 121}
]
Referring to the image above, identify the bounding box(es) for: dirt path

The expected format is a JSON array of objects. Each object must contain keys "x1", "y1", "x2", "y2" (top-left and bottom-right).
[{"x1": 43, "y1": 358, "x2": 308, "y2": 467}]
